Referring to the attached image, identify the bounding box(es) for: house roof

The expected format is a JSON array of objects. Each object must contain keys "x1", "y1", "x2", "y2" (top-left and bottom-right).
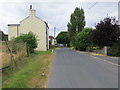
[
  {"x1": 8, "y1": 6, "x2": 49, "y2": 28},
  {"x1": 49, "y1": 36, "x2": 54, "y2": 39},
  {"x1": 19, "y1": 16, "x2": 29, "y2": 23},
  {"x1": 8, "y1": 24, "x2": 20, "y2": 26},
  {"x1": 36, "y1": 16, "x2": 49, "y2": 29},
  {"x1": 19, "y1": 16, "x2": 49, "y2": 29}
]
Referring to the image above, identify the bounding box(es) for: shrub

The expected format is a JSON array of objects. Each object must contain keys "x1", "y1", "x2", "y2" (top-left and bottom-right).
[
  {"x1": 90, "y1": 17, "x2": 120, "y2": 47},
  {"x1": 14, "y1": 32, "x2": 38, "y2": 53},
  {"x1": 74, "y1": 28, "x2": 93, "y2": 51},
  {"x1": 111, "y1": 40, "x2": 120, "y2": 57}
]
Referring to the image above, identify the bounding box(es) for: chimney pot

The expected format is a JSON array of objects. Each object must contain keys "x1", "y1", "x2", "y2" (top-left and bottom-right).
[{"x1": 30, "y1": 5, "x2": 32, "y2": 9}]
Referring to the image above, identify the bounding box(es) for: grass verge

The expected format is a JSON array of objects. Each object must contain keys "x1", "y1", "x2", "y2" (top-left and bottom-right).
[{"x1": 2, "y1": 49, "x2": 55, "y2": 88}]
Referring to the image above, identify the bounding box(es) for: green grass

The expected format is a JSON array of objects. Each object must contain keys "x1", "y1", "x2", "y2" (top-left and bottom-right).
[{"x1": 2, "y1": 49, "x2": 54, "y2": 88}]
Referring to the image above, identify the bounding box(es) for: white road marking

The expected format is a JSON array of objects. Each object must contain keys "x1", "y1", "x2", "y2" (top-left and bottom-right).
[
  {"x1": 74, "y1": 50, "x2": 120, "y2": 67},
  {"x1": 88, "y1": 55, "x2": 120, "y2": 67}
]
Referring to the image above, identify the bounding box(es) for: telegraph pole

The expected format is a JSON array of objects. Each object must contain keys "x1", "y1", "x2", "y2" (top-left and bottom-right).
[
  {"x1": 54, "y1": 27, "x2": 56, "y2": 46},
  {"x1": 118, "y1": 1, "x2": 120, "y2": 25}
]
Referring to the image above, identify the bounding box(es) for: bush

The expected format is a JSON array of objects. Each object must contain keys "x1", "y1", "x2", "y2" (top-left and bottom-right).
[
  {"x1": 90, "y1": 17, "x2": 120, "y2": 47},
  {"x1": 74, "y1": 28, "x2": 93, "y2": 51},
  {"x1": 111, "y1": 40, "x2": 120, "y2": 57},
  {"x1": 14, "y1": 32, "x2": 38, "y2": 53}
]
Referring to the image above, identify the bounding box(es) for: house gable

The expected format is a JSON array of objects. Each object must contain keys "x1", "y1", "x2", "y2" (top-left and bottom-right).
[{"x1": 8, "y1": 5, "x2": 49, "y2": 51}]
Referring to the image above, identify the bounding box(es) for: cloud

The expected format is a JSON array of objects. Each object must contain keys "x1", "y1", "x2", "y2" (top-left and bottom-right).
[{"x1": 0, "y1": 2, "x2": 118, "y2": 37}]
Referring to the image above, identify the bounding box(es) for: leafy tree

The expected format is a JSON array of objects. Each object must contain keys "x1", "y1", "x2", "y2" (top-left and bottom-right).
[
  {"x1": 56, "y1": 32, "x2": 70, "y2": 47},
  {"x1": 90, "y1": 17, "x2": 120, "y2": 47},
  {"x1": 14, "y1": 32, "x2": 38, "y2": 53},
  {"x1": 67, "y1": 7, "x2": 85, "y2": 45},
  {"x1": 75, "y1": 28, "x2": 93, "y2": 51},
  {"x1": 0, "y1": 30, "x2": 8, "y2": 41}
]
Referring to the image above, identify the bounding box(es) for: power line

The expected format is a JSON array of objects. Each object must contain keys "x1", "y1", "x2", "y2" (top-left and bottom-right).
[{"x1": 89, "y1": 2, "x2": 97, "y2": 9}]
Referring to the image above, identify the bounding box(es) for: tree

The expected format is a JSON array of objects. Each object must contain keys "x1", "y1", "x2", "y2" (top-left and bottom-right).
[
  {"x1": 14, "y1": 32, "x2": 38, "y2": 53},
  {"x1": 75, "y1": 28, "x2": 93, "y2": 51},
  {"x1": 56, "y1": 32, "x2": 70, "y2": 47},
  {"x1": 90, "y1": 17, "x2": 120, "y2": 47},
  {"x1": 0, "y1": 30, "x2": 8, "y2": 41},
  {"x1": 67, "y1": 7, "x2": 85, "y2": 45}
]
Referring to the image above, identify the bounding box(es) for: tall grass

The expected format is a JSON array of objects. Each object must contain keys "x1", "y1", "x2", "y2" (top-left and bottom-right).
[
  {"x1": 2, "y1": 49, "x2": 54, "y2": 88},
  {"x1": 1, "y1": 41, "x2": 27, "y2": 68}
]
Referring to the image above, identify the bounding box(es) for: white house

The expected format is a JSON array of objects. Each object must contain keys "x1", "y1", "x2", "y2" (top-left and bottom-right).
[
  {"x1": 8, "y1": 5, "x2": 49, "y2": 51},
  {"x1": 49, "y1": 36, "x2": 55, "y2": 46}
]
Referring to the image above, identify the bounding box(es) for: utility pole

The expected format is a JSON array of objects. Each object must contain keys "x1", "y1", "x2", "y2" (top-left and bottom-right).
[
  {"x1": 118, "y1": 1, "x2": 120, "y2": 25},
  {"x1": 54, "y1": 27, "x2": 56, "y2": 46}
]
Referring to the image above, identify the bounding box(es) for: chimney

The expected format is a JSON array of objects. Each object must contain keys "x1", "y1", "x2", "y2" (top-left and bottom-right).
[
  {"x1": 29, "y1": 5, "x2": 36, "y2": 17},
  {"x1": 30, "y1": 5, "x2": 32, "y2": 9}
]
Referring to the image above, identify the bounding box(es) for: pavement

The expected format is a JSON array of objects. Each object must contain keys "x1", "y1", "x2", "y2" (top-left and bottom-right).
[{"x1": 48, "y1": 48, "x2": 118, "y2": 88}]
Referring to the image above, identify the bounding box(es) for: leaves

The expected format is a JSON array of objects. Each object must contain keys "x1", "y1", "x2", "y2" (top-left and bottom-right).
[
  {"x1": 91, "y1": 17, "x2": 120, "y2": 46},
  {"x1": 67, "y1": 7, "x2": 86, "y2": 42},
  {"x1": 74, "y1": 28, "x2": 93, "y2": 51},
  {"x1": 56, "y1": 32, "x2": 70, "y2": 47},
  {"x1": 14, "y1": 32, "x2": 38, "y2": 53}
]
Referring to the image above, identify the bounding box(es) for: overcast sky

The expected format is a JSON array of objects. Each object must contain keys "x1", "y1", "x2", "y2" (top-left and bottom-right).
[{"x1": 0, "y1": 1, "x2": 118, "y2": 36}]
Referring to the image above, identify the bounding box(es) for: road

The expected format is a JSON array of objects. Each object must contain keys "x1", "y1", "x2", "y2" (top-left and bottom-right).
[{"x1": 48, "y1": 48, "x2": 118, "y2": 88}]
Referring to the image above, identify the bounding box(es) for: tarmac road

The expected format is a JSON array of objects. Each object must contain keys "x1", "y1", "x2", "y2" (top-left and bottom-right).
[{"x1": 48, "y1": 48, "x2": 118, "y2": 88}]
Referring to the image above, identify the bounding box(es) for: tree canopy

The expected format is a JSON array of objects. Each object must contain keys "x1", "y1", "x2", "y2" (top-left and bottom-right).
[
  {"x1": 56, "y1": 32, "x2": 70, "y2": 47},
  {"x1": 90, "y1": 17, "x2": 120, "y2": 47},
  {"x1": 67, "y1": 7, "x2": 85, "y2": 33},
  {"x1": 67, "y1": 7, "x2": 85, "y2": 45},
  {"x1": 75, "y1": 28, "x2": 93, "y2": 50}
]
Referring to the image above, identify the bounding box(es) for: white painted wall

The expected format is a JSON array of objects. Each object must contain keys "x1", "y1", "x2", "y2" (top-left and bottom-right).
[
  {"x1": 19, "y1": 16, "x2": 48, "y2": 51},
  {"x1": 8, "y1": 6, "x2": 49, "y2": 51},
  {"x1": 8, "y1": 25, "x2": 19, "y2": 40},
  {"x1": 51, "y1": 38, "x2": 55, "y2": 45}
]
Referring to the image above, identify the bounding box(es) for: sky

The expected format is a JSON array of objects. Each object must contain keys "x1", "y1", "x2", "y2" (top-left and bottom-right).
[{"x1": 0, "y1": 1, "x2": 119, "y2": 37}]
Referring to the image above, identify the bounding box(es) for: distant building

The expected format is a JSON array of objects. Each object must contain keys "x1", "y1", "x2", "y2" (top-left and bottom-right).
[
  {"x1": 49, "y1": 36, "x2": 55, "y2": 46},
  {"x1": 8, "y1": 5, "x2": 49, "y2": 51}
]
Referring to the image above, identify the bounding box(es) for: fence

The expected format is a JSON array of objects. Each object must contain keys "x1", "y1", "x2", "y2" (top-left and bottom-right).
[{"x1": 0, "y1": 41, "x2": 27, "y2": 70}]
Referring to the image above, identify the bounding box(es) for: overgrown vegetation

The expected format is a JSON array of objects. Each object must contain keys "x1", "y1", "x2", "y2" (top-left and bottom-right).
[
  {"x1": 2, "y1": 49, "x2": 54, "y2": 88},
  {"x1": 2, "y1": 30, "x2": 55, "y2": 88},
  {"x1": 110, "y1": 40, "x2": 120, "y2": 57},
  {"x1": 66, "y1": 7, "x2": 120, "y2": 57},
  {"x1": 1, "y1": 41, "x2": 27, "y2": 68},
  {"x1": 89, "y1": 17, "x2": 120, "y2": 57},
  {"x1": 14, "y1": 32, "x2": 38, "y2": 53},
  {"x1": 74, "y1": 28, "x2": 93, "y2": 51}
]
